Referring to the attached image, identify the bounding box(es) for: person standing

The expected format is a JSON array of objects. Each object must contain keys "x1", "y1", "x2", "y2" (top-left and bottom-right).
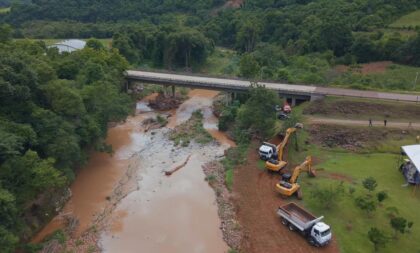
[
  {"x1": 384, "y1": 119, "x2": 387, "y2": 127},
  {"x1": 369, "y1": 118, "x2": 372, "y2": 127}
]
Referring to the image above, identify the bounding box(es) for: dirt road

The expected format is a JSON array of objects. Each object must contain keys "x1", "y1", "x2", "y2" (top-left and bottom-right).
[
  {"x1": 307, "y1": 116, "x2": 420, "y2": 129},
  {"x1": 233, "y1": 146, "x2": 339, "y2": 253}
]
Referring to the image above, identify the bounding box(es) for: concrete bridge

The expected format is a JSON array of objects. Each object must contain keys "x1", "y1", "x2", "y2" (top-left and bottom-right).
[{"x1": 125, "y1": 70, "x2": 420, "y2": 105}]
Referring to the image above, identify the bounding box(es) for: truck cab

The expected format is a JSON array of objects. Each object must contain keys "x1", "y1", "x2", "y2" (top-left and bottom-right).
[
  {"x1": 310, "y1": 222, "x2": 332, "y2": 246},
  {"x1": 259, "y1": 143, "x2": 277, "y2": 160}
]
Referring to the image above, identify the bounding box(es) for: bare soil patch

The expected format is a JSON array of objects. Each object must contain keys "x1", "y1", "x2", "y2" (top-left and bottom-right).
[
  {"x1": 232, "y1": 143, "x2": 339, "y2": 253},
  {"x1": 224, "y1": 0, "x2": 244, "y2": 8},
  {"x1": 334, "y1": 61, "x2": 392, "y2": 75},
  {"x1": 304, "y1": 97, "x2": 420, "y2": 121},
  {"x1": 307, "y1": 124, "x2": 420, "y2": 151}
]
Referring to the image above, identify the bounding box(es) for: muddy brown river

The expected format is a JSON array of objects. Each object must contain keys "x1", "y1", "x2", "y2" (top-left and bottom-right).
[{"x1": 33, "y1": 90, "x2": 232, "y2": 253}]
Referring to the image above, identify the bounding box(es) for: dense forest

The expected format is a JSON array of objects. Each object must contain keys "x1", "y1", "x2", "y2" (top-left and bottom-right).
[
  {"x1": 0, "y1": 28, "x2": 131, "y2": 252},
  {"x1": 1, "y1": 0, "x2": 420, "y2": 251},
  {"x1": 2, "y1": 1, "x2": 420, "y2": 69}
]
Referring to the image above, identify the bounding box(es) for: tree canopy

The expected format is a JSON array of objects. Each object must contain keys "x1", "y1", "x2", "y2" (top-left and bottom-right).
[{"x1": 0, "y1": 33, "x2": 131, "y2": 252}]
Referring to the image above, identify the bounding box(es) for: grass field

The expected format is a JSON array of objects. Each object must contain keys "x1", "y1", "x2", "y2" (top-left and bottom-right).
[
  {"x1": 0, "y1": 7, "x2": 10, "y2": 13},
  {"x1": 197, "y1": 47, "x2": 240, "y2": 77},
  {"x1": 390, "y1": 10, "x2": 420, "y2": 28},
  {"x1": 297, "y1": 150, "x2": 420, "y2": 253},
  {"x1": 280, "y1": 102, "x2": 420, "y2": 253},
  {"x1": 333, "y1": 63, "x2": 420, "y2": 92}
]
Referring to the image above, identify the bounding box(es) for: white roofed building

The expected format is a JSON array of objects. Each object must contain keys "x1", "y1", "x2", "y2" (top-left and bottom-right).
[
  {"x1": 48, "y1": 39, "x2": 86, "y2": 53},
  {"x1": 401, "y1": 145, "x2": 420, "y2": 185}
]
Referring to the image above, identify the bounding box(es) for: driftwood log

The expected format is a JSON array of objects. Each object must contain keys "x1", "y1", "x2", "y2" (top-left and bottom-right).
[{"x1": 165, "y1": 155, "x2": 192, "y2": 176}]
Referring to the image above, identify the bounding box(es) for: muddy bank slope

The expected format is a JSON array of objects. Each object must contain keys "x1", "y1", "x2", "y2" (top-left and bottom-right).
[{"x1": 232, "y1": 144, "x2": 340, "y2": 253}]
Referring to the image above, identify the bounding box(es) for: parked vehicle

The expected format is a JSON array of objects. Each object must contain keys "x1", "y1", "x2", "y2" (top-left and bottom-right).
[{"x1": 277, "y1": 202, "x2": 332, "y2": 247}]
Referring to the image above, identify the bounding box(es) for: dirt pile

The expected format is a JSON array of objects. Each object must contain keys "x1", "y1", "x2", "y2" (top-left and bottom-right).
[
  {"x1": 202, "y1": 161, "x2": 243, "y2": 251},
  {"x1": 148, "y1": 93, "x2": 183, "y2": 110}
]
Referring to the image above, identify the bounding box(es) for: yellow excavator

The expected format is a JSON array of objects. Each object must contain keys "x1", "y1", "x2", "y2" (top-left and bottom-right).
[
  {"x1": 265, "y1": 124, "x2": 302, "y2": 172},
  {"x1": 275, "y1": 156, "x2": 316, "y2": 199}
]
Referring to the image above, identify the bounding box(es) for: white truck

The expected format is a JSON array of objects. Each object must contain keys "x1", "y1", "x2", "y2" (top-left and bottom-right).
[
  {"x1": 258, "y1": 142, "x2": 278, "y2": 160},
  {"x1": 277, "y1": 203, "x2": 332, "y2": 247}
]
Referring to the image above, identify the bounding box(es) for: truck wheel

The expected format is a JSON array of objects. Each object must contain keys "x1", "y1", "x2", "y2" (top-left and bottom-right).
[
  {"x1": 288, "y1": 224, "x2": 294, "y2": 231},
  {"x1": 296, "y1": 189, "x2": 303, "y2": 200},
  {"x1": 309, "y1": 238, "x2": 315, "y2": 246},
  {"x1": 281, "y1": 218, "x2": 288, "y2": 226}
]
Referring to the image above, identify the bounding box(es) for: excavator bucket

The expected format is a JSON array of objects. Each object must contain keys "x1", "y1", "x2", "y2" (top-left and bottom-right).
[{"x1": 295, "y1": 123, "x2": 304, "y2": 129}]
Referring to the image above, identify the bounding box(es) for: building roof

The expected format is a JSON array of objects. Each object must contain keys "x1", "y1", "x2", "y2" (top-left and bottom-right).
[
  {"x1": 49, "y1": 39, "x2": 86, "y2": 53},
  {"x1": 402, "y1": 145, "x2": 420, "y2": 172}
]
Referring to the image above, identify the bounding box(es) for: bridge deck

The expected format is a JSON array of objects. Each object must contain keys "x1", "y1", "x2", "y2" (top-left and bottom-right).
[{"x1": 126, "y1": 70, "x2": 420, "y2": 102}]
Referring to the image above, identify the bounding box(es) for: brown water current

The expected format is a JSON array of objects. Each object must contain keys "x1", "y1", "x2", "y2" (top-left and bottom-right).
[
  {"x1": 100, "y1": 89, "x2": 231, "y2": 252},
  {"x1": 33, "y1": 89, "x2": 233, "y2": 252}
]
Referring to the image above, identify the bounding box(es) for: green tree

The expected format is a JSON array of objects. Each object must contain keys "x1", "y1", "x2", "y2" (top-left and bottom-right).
[
  {"x1": 86, "y1": 38, "x2": 105, "y2": 50},
  {"x1": 362, "y1": 177, "x2": 378, "y2": 192},
  {"x1": 112, "y1": 32, "x2": 139, "y2": 63},
  {"x1": 42, "y1": 80, "x2": 86, "y2": 118},
  {"x1": 317, "y1": 19, "x2": 353, "y2": 56},
  {"x1": 310, "y1": 182, "x2": 344, "y2": 210},
  {"x1": 0, "y1": 188, "x2": 17, "y2": 229},
  {"x1": 236, "y1": 20, "x2": 261, "y2": 53},
  {"x1": 164, "y1": 29, "x2": 212, "y2": 69},
  {"x1": 368, "y1": 227, "x2": 389, "y2": 252},
  {"x1": 0, "y1": 150, "x2": 66, "y2": 204},
  {"x1": 0, "y1": 226, "x2": 18, "y2": 253},
  {"x1": 376, "y1": 190, "x2": 388, "y2": 203},
  {"x1": 235, "y1": 84, "x2": 279, "y2": 139},
  {"x1": 239, "y1": 54, "x2": 260, "y2": 78},
  {"x1": 0, "y1": 24, "x2": 12, "y2": 43},
  {"x1": 351, "y1": 36, "x2": 378, "y2": 63},
  {"x1": 390, "y1": 216, "x2": 407, "y2": 239},
  {"x1": 355, "y1": 196, "x2": 377, "y2": 217}
]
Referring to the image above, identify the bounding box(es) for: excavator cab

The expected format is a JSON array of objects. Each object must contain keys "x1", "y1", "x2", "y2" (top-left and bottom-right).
[
  {"x1": 265, "y1": 123, "x2": 303, "y2": 172},
  {"x1": 276, "y1": 156, "x2": 316, "y2": 199}
]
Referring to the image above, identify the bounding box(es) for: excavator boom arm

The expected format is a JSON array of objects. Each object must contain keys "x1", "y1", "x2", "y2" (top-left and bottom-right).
[
  {"x1": 290, "y1": 156, "x2": 314, "y2": 183},
  {"x1": 277, "y1": 128, "x2": 297, "y2": 161}
]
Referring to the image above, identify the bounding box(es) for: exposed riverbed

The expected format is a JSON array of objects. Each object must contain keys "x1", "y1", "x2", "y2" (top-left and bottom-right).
[{"x1": 34, "y1": 90, "x2": 234, "y2": 253}]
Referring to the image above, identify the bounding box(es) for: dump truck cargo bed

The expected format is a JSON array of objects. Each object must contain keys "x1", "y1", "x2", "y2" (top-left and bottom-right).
[{"x1": 277, "y1": 202, "x2": 323, "y2": 232}]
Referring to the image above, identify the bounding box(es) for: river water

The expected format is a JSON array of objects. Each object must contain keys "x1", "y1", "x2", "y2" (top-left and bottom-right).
[{"x1": 33, "y1": 89, "x2": 232, "y2": 253}]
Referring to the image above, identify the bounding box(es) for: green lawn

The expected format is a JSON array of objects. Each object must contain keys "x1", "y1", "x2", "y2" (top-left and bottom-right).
[
  {"x1": 390, "y1": 10, "x2": 420, "y2": 28},
  {"x1": 332, "y1": 63, "x2": 420, "y2": 92},
  {"x1": 290, "y1": 144, "x2": 420, "y2": 253},
  {"x1": 0, "y1": 7, "x2": 10, "y2": 13},
  {"x1": 196, "y1": 47, "x2": 240, "y2": 77}
]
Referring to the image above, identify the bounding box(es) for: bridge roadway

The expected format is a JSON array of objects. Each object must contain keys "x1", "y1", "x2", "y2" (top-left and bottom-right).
[{"x1": 125, "y1": 70, "x2": 420, "y2": 102}]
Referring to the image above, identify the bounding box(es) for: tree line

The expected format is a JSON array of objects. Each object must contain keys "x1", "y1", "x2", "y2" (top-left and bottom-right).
[
  {"x1": 0, "y1": 27, "x2": 132, "y2": 252},
  {"x1": 3, "y1": 0, "x2": 420, "y2": 73}
]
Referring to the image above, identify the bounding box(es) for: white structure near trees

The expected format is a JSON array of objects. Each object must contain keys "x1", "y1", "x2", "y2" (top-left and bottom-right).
[{"x1": 48, "y1": 39, "x2": 86, "y2": 53}]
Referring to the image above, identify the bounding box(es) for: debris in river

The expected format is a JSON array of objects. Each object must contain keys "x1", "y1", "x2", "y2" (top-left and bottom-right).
[
  {"x1": 148, "y1": 93, "x2": 183, "y2": 110},
  {"x1": 165, "y1": 155, "x2": 192, "y2": 176}
]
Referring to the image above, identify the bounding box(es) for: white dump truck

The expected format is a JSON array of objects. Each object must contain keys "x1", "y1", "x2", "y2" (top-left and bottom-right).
[{"x1": 277, "y1": 203, "x2": 332, "y2": 247}]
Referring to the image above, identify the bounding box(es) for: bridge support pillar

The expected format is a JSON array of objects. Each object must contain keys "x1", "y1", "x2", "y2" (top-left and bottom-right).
[
  {"x1": 171, "y1": 85, "x2": 176, "y2": 97},
  {"x1": 125, "y1": 80, "x2": 130, "y2": 92}
]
